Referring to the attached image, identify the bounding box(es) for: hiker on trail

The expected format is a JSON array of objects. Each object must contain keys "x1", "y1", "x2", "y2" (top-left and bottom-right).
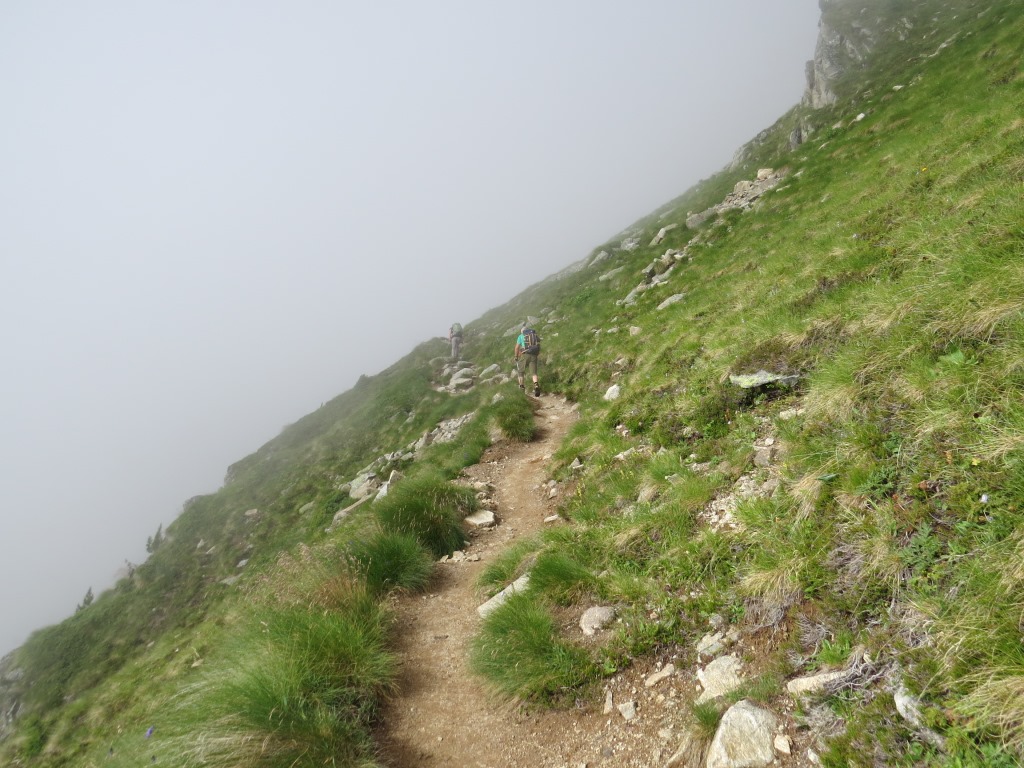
[
  {"x1": 449, "y1": 322, "x2": 463, "y2": 359},
  {"x1": 514, "y1": 324, "x2": 541, "y2": 397}
]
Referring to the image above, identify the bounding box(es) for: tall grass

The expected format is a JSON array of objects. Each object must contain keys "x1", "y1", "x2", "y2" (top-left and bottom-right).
[
  {"x1": 373, "y1": 472, "x2": 475, "y2": 558},
  {"x1": 470, "y1": 592, "x2": 598, "y2": 703},
  {"x1": 493, "y1": 390, "x2": 537, "y2": 441},
  {"x1": 163, "y1": 554, "x2": 394, "y2": 768},
  {"x1": 348, "y1": 529, "x2": 434, "y2": 596}
]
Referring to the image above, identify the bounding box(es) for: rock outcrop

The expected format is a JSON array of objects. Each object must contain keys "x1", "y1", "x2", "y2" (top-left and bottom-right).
[
  {"x1": 686, "y1": 169, "x2": 784, "y2": 230},
  {"x1": 802, "y1": 0, "x2": 918, "y2": 109}
]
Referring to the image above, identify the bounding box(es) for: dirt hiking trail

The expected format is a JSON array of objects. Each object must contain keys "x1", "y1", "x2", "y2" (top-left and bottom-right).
[
  {"x1": 378, "y1": 394, "x2": 578, "y2": 767},
  {"x1": 377, "y1": 395, "x2": 693, "y2": 768}
]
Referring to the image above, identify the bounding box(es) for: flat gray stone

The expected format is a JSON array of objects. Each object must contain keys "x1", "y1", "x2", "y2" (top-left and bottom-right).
[
  {"x1": 464, "y1": 510, "x2": 496, "y2": 528},
  {"x1": 786, "y1": 669, "x2": 851, "y2": 697},
  {"x1": 729, "y1": 370, "x2": 799, "y2": 389},
  {"x1": 644, "y1": 663, "x2": 675, "y2": 687},
  {"x1": 657, "y1": 293, "x2": 684, "y2": 310},
  {"x1": 477, "y1": 574, "x2": 530, "y2": 618}
]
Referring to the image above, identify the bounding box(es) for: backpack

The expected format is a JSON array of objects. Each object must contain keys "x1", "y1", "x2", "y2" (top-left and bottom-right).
[
  {"x1": 522, "y1": 328, "x2": 540, "y2": 355},
  {"x1": 451, "y1": 322, "x2": 463, "y2": 336}
]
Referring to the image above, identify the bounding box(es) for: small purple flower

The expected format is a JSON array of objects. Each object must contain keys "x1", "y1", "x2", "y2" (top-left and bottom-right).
[{"x1": 145, "y1": 726, "x2": 154, "y2": 739}]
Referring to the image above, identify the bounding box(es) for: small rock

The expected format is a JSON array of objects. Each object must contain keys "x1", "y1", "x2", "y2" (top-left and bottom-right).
[
  {"x1": 657, "y1": 293, "x2": 685, "y2": 311},
  {"x1": 477, "y1": 574, "x2": 530, "y2": 617},
  {"x1": 753, "y1": 446, "x2": 774, "y2": 467},
  {"x1": 544, "y1": 514, "x2": 561, "y2": 523},
  {"x1": 786, "y1": 669, "x2": 851, "y2": 697},
  {"x1": 729, "y1": 370, "x2": 799, "y2": 389},
  {"x1": 637, "y1": 484, "x2": 659, "y2": 504},
  {"x1": 604, "y1": 384, "x2": 622, "y2": 401},
  {"x1": 580, "y1": 606, "x2": 617, "y2": 636},
  {"x1": 617, "y1": 701, "x2": 637, "y2": 721},
  {"x1": 599, "y1": 266, "x2": 625, "y2": 282},
  {"x1": 464, "y1": 510, "x2": 497, "y2": 528},
  {"x1": 644, "y1": 663, "x2": 676, "y2": 688},
  {"x1": 774, "y1": 734, "x2": 792, "y2": 755},
  {"x1": 696, "y1": 631, "x2": 727, "y2": 658},
  {"x1": 603, "y1": 689, "x2": 614, "y2": 715}
]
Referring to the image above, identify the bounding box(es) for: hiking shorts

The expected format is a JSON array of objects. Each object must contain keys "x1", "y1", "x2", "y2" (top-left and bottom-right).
[{"x1": 518, "y1": 352, "x2": 538, "y2": 377}]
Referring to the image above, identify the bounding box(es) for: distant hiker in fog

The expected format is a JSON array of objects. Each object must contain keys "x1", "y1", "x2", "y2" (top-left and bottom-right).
[
  {"x1": 514, "y1": 324, "x2": 541, "y2": 397},
  {"x1": 449, "y1": 322, "x2": 463, "y2": 359}
]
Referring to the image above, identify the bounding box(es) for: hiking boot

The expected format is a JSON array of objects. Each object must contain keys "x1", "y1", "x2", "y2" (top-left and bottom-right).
[
  {"x1": 519, "y1": 383, "x2": 526, "y2": 390},
  {"x1": 534, "y1": 386, "x2": 541, "y2": 397}
]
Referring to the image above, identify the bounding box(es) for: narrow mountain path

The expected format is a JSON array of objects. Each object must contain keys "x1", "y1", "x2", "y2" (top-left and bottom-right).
[{"x1": 377, "y1": 394, "x2": 585, "y2": 767}]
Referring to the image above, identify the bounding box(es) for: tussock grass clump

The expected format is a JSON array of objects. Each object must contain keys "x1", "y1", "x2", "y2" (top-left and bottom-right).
[
  {"x1": 374, "y1": 472, "x2": 474, "y2": 558},
  {"x1": 348, "y1": 529, "x2": 434, "y2": 596},
  {"x1": 493, "y1": 390, "x2": 537, "y2": 441},
  {"x1": 175, "y1": 608, "x2": 394, "y2": 767},
  {"x1": 470, "y1": 592, "x2": 598, "y2": 703},
  {"x1": 691, "y1": 701, "x2": 724, "y2": 738},
  {"x1": 528, "y1": 551, "x2": 598, "y2": 605},
  {"x1": 165, "y1": 555, "x2": 394, "y2": 768}
]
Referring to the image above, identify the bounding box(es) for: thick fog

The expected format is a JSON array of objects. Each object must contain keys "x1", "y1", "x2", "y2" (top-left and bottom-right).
[{"x1": 0, "y1": 1, "x2": 819, "y2": 655}]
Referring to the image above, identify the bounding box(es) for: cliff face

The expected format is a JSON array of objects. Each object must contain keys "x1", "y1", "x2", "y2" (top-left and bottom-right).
[
  {"x1": 730, "y1": 0, "x2": 960, "y2": 168},
  {"x1": 0, "y1": 653, "x2": 24, "y2": 743},
  {"x1": 801, "y1": 0, "x2": 918, "y2": 108}
]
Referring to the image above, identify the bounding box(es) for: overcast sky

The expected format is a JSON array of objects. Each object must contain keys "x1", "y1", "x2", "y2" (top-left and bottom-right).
[{"x1": 0, "y1": 1, "x2": 820, "y2": 656}]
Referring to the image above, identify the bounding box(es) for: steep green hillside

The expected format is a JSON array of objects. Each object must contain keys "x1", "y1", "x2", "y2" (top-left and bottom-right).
[{"x1": 2, "y1": 0, "x2": 1021, "y2": 765}]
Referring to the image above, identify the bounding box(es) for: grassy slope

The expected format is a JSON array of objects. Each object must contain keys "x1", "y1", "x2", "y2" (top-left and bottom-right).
[
  {"x1": 465, "y1": 1, "x2": 1024, "y2": 763},
  {"x1": 2, "y1": 0, "x2": 1021, "y2": 765}
]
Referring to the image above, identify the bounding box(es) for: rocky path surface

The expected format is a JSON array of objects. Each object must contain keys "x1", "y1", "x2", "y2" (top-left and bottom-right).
[{"x1": 377, "y1": 394, "x2": 595, "y2": 767}]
